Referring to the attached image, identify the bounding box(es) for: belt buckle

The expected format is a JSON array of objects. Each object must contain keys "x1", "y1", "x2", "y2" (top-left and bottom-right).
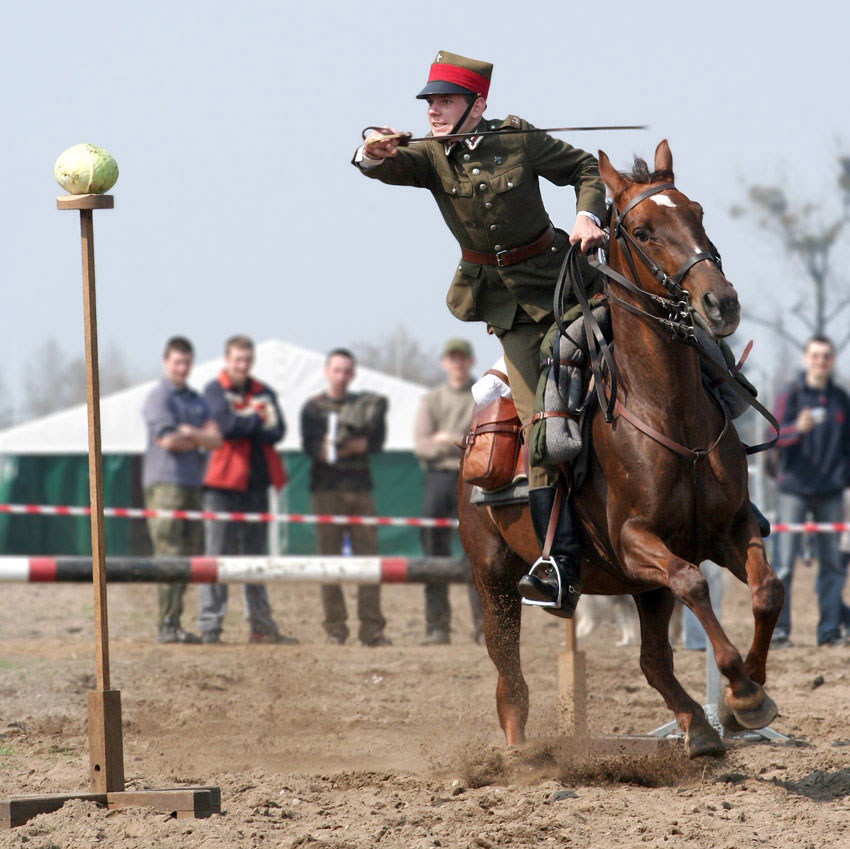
[{"x1": 495, "y1": 248, "x2": 510, "y2": 267}]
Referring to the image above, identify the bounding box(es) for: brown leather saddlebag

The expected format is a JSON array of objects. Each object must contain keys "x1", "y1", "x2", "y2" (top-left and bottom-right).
[{"x1": 462, "y1": 397, "x2": 523, "y2": 491}]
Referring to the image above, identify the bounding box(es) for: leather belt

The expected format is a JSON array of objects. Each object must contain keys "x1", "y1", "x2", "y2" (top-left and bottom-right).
[{"x1": 461, "y1": 225, "x2": 555, "y2": 268}]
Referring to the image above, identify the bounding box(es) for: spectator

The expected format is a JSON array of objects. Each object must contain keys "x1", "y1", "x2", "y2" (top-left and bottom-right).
[
  {"x1": 198, "y1": 335, "x2": 297, "y2": 645},
  {"x1": 771, "y1": 335, "x2": 850, "y2": 647},
  {"x1": 300, "y1": 349, "x2": 390, "y2": 646},
  {"x1": 413, "y1": 338, "x2": 484, "y2": 645},
  {"x1": 142, "y1": 336, "x2": 221, "y2": 644}
]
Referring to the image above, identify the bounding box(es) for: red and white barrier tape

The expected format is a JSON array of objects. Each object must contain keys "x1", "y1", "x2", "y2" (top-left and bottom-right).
[
  {"x1": 0, "y1": 503, "x2": 846, "y2": 534},
  {"x1": 0, "y1": 503, "x2": 458, "y2": 528}
]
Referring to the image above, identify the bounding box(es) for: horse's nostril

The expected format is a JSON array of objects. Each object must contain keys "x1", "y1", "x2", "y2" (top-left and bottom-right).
[{"x1": 703, "y1": 292, "x2": 720, "y2": 312}]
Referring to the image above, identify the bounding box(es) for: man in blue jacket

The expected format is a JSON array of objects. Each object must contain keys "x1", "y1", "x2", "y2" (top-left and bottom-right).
[{"x1": 772, "y1": 335, "x2": 850, "y2": 646}]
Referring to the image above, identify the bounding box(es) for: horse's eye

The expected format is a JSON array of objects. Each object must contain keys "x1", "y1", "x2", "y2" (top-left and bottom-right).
[{"x1": 633, "y1": 228, "x2": 651, "y2": 242}]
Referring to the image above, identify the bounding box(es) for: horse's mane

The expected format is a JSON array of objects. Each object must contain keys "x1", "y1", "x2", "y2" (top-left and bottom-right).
[{"x1": 622, "y1": 156, "x2": 674, "y2": 185}]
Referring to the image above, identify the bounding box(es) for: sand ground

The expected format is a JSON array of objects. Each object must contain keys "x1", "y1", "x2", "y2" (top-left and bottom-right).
[{"x1": 0, "y1": 563, "x2": 848, "y2": 848}]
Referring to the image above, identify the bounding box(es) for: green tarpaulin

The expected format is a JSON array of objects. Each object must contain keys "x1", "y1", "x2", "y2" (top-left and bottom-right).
[{"x1": 0, "y1": 451, "x2": 455, "y2": 557}]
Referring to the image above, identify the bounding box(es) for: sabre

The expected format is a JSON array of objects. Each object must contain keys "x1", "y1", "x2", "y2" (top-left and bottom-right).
[{"x1": 362, "y1": 124, "x2": 648, "y2": 147}]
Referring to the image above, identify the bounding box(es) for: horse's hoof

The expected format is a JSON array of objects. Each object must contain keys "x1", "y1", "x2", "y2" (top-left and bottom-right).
[
  {"x1": 724, "y1": 685, "x2": 778, "y2": 730},
  {"x1": 716, "y1": 692, "x2": 745, "y2": 733},
  {"x1": 685, "y1": 724, "x2": 726, "y2": 759}
]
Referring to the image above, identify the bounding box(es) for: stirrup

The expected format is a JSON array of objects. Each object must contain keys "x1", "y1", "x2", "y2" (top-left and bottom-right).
[{"x1": 520, "y1": 555, "x2": 564, "y2": 609}]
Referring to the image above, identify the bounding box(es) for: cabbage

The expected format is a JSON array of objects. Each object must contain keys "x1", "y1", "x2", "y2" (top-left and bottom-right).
[{"x1": 54, "y1": 144, "x2": 119, "y2": 194}]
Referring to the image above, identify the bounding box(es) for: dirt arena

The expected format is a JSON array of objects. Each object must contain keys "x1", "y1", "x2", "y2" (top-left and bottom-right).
[{"x1": 0, "y1": 564, "x2": 849, "y2": 848}]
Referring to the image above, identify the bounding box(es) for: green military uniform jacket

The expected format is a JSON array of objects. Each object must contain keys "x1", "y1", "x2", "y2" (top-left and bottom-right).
[{"x1": 354, "y1": 115, "x2": 607, "y2": 330}]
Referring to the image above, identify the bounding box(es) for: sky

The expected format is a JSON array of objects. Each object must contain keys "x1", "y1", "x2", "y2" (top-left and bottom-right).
[{"x1": 3, "y1": 0, "x2": 848, "y2": 414}]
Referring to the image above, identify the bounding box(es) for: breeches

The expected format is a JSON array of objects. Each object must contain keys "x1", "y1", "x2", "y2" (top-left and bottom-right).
[{"x1": 494, "y1": 320, "x2": 558, "y2": 489}]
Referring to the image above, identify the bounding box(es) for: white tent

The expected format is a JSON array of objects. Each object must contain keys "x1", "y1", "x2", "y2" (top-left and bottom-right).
[{"x1": 0, "y1": 340, "x2": 428, "y2": 454}]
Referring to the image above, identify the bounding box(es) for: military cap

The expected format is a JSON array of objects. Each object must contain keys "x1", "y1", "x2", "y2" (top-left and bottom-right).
[
  {"x1": 441, "y1": 337, "x2": 474, "y2": 357},
  {"x1": 416, "y1": 50, "x2": 493, "y2": 100}
]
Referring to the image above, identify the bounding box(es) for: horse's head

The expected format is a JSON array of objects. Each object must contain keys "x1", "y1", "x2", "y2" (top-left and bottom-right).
[{"x1": 598, "y1": 140, "x2": 740, "y2": 338}]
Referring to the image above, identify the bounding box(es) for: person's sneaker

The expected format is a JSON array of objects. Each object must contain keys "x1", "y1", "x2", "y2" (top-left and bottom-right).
[
  {"x1": 326, "y1": 634, "x2": 347, "y2": 645},
  {"x1": 818, "y1": 634, "x2": 846, "y2": 647},
  {"x1": 420, "y1": 629, "x2": 450, "y2": 646},
  {"x1": 770, "y1": 634, "x2": 794, "y2": 649},
  {"x1": 157, "y1": 624, "x2": 202, "y2": 644},
  {"x1": 362, "y1": 635, "x2": 392, "y2": 647},
  {"x1": 200, "y1": 630, "x2": 222, "y2": 645},
  {"x1": 249, "y1": 632, "x2": 299, "y2": 645}
]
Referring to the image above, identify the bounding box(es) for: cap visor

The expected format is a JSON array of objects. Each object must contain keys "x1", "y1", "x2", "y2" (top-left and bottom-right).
[{"x1": 416, "y1": 81, "x2": 476, "y2": 99}]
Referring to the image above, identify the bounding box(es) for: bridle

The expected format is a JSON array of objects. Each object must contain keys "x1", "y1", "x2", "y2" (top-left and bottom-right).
[
  {"x1": 597, "y1": 181, "x2": 724, "y2": 345},
  {"x1": 554, "y1": 180, "x2": 779, "y2": 457}
]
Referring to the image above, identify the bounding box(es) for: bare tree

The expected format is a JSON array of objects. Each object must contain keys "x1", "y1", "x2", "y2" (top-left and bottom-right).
[
  {"x1": 730, "y1": 156, "x2": 850, "y2": 351},
  {"x1": 730, "y1": 153, "x2": 850, "y2": 351},
  {"x1": 22, "y1": 338, "x2": 140, "y2": 420},
  {"x1": 0, "y1": 372, "x2": 14, "y2": 429},
  {"x1": 351, "y1": 325, "x2": 447, "y2": 386}
]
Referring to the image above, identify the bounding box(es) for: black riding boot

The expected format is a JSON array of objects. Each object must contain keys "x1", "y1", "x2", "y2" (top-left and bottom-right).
[
  {"x1": 518, "y1": 486, "x2": 583, "y2": 618},
  {"x1": 750, "y1": 500, "x2": 771, "y2": 538}
]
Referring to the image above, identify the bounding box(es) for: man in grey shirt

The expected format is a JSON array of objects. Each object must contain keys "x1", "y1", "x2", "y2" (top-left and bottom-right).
[
  {"x1": 414, "y1": 338, "x2": 484, "y2": 644},
  {"x1": 142, "y1": 336, "x2": 221, "y2": 643}
]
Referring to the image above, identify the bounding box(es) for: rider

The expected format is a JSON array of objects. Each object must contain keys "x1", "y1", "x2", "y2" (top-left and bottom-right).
[{"x1": 353, "y1": 50, "x2": 607, "y2": 616}]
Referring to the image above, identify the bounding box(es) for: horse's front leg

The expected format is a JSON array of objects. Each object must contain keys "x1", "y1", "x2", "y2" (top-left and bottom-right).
[
  {"x1": 714, "y1": 511, "x2": 784, "y2": 686},
  {"x1": 633, "y1": 588, "x2": 725, "y2": 758},
  {"x1": 619, "y1": 522, "x2": 777, "y2": 730}
]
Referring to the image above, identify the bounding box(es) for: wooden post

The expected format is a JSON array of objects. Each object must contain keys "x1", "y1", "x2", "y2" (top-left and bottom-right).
[
  {"x1": 557, "y1": 617, "x2": 587, "y2": 736},
  {"x1": 57, "y1": 193, "x2": 124, "y2": 793},
  {"x1": 0, "y1": 190, "x2": 220, "y2": 829}
]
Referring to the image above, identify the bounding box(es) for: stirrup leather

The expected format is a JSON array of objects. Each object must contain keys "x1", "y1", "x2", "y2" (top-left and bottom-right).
[{"x1": 521, "y1": 555, "x2": 565, "y2": 609}]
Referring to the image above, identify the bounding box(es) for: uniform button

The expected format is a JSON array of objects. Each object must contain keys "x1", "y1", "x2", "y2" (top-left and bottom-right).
[
  {"x1": 490, "y1": 224, "x2": 497, "y2": 230},
  {"x1": 485, "y1": 202, "x2": 493, "y2": 209},
  {"x1": 463, "y1": 153, "x2": 471, "y2": 161},
  {"x1": 507, "y1": 181, "x2": 514, "y2": 188},
  {"x1": 551, "y1": 246, "x2": 557, "y2": 252},
  {"x1": 451, "y1": 187, "x2": 457, "y2": 194},
  {"x1": 495, "y1": 244, "x2": 503, "y2": 251},
  {"x1": 472, "y1": 168, "x2": 480, "y2": 175},
  {"x1": 491, "y1": 123, "x2": 498, "y2": 129},
  {"x1": 479, "y1": 183, "x2": 487, "y2": 190}
]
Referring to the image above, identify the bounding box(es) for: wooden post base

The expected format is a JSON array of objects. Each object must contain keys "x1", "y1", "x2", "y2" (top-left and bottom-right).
[
  {"x1": 0, "y1": 787, "x2": 221, "y2": 829},
  {"x1": 87, "y1": 690, "x2": 124, "y2": 792}
]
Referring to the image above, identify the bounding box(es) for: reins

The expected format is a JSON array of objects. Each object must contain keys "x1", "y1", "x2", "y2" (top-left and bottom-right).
[{"x1": 554, "y1": 182, "x2": 781, "y2": 458}]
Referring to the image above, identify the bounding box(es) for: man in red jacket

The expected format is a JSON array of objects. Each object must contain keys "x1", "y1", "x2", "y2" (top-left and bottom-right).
[{"x1": 198, "y1": 335, "x2": 297, "y2": 645}]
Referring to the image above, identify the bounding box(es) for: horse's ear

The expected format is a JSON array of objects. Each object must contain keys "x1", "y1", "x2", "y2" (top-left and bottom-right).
[
  {"x1": 598, "y1": 150, "x2": 627, "y2": 196},
  {"x1": 654, "y1": 140, "x2": 673, "y2": 176}
]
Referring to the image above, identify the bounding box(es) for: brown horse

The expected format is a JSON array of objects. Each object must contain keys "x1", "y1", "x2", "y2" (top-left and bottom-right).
[{"x1": 459, "y1": 140, "x2": 784, "y2": 759}]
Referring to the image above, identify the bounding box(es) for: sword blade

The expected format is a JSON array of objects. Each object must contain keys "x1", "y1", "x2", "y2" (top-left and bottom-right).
[{"x1": 364, "y1": 124, "x2": 648, "y2": 147}]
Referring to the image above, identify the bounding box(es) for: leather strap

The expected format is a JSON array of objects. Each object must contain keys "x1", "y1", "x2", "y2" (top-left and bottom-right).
[
  {"x1": 483, "y1": 368, "x2": 510, "y2": 384},
  {"x1": 465, "y1": 421, "x2": 522, "y2": 445},
  {"x1": 542, "y1": 481, "x2": 564, "y2": 559},
  {"x1": 461, "y1": 225, "x2": 555, "y2": 267},
  {"x1": 530, "y1": 410, "x2": 576, "y2": 424}
]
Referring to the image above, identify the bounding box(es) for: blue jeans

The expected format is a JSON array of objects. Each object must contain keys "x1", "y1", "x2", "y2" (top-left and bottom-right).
[{"x1": 773, "y1": 491, "x2": 847, "y2": 644}]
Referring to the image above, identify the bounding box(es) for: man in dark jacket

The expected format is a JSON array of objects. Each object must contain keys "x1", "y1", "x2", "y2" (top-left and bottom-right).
[
  {"x1": 300, "y1": 349, "x2": 390, "y2": 646},
  {"x1": 772, "y1": 335, "x2": 850, "y2": 646},
  {"x1": 198, "y1": 335, "x2": 297, "y2": 645}
]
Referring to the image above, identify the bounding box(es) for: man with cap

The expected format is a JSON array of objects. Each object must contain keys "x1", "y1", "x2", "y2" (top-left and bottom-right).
[
  {"x1": 413, "y1": 337, "x2": 485, "y2": 644},
  {"x1": 353, "y1": 50, "x2": 607, "y2": 617}
]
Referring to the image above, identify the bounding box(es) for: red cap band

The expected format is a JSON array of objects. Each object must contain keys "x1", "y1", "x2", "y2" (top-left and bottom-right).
[{"x1": 427, "y1": 63, "x2": 489, "y2": 98}]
